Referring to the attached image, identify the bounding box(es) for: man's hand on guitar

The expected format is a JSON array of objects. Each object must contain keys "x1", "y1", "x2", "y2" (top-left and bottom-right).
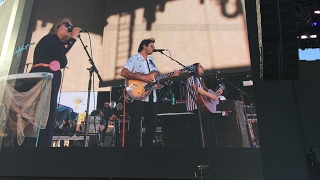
[{"x1": 140, "y1": 75, "x2": 154, "y2": 84}]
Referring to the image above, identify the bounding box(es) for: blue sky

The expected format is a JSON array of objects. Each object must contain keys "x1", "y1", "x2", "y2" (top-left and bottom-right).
[{"x1": 299, "y1": 48, "x2": 320, "y2": 61}]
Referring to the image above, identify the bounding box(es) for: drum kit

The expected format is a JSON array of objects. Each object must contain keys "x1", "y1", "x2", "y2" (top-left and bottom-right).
[
  {"x1": 107, "y1": 101, "x2": 129, "y2": 147},
  {"x1": 107, "y1": 100, "x2": 163, "y2": 147}
]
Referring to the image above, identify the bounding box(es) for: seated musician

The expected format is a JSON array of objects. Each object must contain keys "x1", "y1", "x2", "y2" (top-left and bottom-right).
[
  {"x1": 185, "y1": 63, "x2": 223, "y2": 147},
  {"x1": 76, "y1": 121, "x2": 85, "y2": 135},
  {"x1": 120, "y1": 38, "x2": 180, "y2": 147},
  {"x1": 88, "y1": 110, "x2": 107, "y2": 147},
  {"x1": 101, "y1": 101, "x2": 118, "y2": 146}
]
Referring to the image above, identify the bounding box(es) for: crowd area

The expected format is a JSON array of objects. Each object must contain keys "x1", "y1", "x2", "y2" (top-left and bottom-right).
[{"x1": 52, "y1": 102, "x2": 115, "y2": 147}]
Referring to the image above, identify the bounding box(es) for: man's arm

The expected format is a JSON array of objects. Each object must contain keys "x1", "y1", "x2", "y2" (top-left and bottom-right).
[
  {"x1": 192, "y1": 84, "x2": 219, "y2": 100},
  {"x1": 120, "y1": 68, "x2": 154, "y2": 83},
  {"x1": 159, "y1": 70, "x2": 180, "y2": 84},
  {"x1": 99, "y1": 120, "x2": 106, "y2": 132},
  {"x1": 76, "y1": 124, "x2": 81, "y2": 132}
]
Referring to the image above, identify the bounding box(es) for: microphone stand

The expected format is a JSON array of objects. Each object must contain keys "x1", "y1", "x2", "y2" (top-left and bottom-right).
[
  {"x1": 195, "y1": 76, "x2": 205, "y2": 147},
  {"x1": 18, "y1": 63, "x2": 31, "y2": 73},
  {"x1": 78, "y1": 34, "x2": 103, "y2": 147},
  {"x1": 157, "y1": 51, "x2": 205, "y2": 147},
  {"x1": 24, "y1": 63, "x2": 31, "y2": 73},
  {"x1": 159, "y1": 51, "x2": 185, "y2": 68},
  {"x1": 220, "y1": 74, "x2": 254, "y2": 147}
]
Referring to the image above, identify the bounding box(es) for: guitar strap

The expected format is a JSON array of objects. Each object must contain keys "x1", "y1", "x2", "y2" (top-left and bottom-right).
[
  {"x1": 185, "y1": 75, "x2": 200, "y2": 103},
  {"x1": 146, "y1": 60, "x2": 151, "y2": 72},
  {"x1": 192, "y1": 75, "x2": 208, "y2": 89},
  {"x1": 199, "y1": 77, "x2": 209, "y2": 91},
  {"x1": 187, "y1": 75, "x2": 208, "y2": 103},
  {"x1": 146, "y1": 60, "x2": 154, "y2": 101}
]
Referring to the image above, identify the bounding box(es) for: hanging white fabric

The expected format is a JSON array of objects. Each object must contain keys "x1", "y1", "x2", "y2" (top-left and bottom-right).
[{"x1": 1, "y1": 73, "x2": 52, "y2": 145}]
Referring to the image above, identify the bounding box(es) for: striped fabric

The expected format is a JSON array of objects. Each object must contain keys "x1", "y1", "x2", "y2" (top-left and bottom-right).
[{"x1": 186, "y1": 75, "x2": 203, "y2": 111}]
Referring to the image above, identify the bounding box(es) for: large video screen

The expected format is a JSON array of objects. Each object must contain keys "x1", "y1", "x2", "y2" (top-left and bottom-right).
[
  {"x1": 0, "y1": 0, "x2": 263, "y2": 179},
  {"x1": 1, "y1": 0, "x2": 258, "y2": 148},
  {"x1": 23, "y1": 0, "x2": 251, "y2": 91}
]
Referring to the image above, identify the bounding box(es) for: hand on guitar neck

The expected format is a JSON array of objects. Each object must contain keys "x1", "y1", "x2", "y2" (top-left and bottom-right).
[
  {"x1": 195, "y1": 86, "x2": 222, "y2": 100},
  {"x1": 199, "y1": 85, "x2": 225, "y2": 114},
  {"x1": 209, "y1": 89, "x2": 223, "y2": 100}
]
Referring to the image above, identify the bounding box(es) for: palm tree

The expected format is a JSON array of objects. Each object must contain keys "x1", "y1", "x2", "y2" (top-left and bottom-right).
[{"x1": 73, "y1": 98, "x2": 83, "y2": 110}]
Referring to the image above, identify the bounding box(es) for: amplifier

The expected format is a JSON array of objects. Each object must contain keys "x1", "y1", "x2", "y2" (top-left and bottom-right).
[{"x1": 158, "y1": 103, "x2": 187, "y2": 114}]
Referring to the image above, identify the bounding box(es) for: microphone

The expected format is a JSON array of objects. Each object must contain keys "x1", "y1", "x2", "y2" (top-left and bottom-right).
[
  {"x1": 153, "y1": 49, "x2": 169, "y2": 52},
  {"x1": 68, "y1": 27, "x2": 87, "y2": 32},
  {"x1": 211, "y1": 70, "x2": 220, "y2": 74},
  {"x1": 205, "y1": 70, "x2": 220, "y2": 76}
]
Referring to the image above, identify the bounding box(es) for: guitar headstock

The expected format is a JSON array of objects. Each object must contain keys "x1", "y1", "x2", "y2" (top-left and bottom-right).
[
  {"x1": 185, "y1": 64, "x2": 197, "y2": 73},
  {"x1": 218, "y1": 83, "x2": 226, "y2": 91}
]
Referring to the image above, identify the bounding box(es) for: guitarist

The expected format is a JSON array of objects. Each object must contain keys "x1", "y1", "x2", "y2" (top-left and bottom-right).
[
  {"x1": 120, "y1": 38, "x2": 180, "y2": 147},
  {"x1": 186, "y1": 63, "x2": 223, "y2": 147}
]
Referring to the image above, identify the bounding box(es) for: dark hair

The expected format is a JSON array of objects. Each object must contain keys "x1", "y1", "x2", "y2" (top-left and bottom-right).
[
  {"x1": 189, "y1": 63, "x2": 200, "y2": 77},
  {"x1": 90, "y1": 110, "x2": 101, "y2": 116},
  {"x1": 138, "y1": 38, "x2": 155, "y2": 52},
  {"x1": 188, "y1": 63, "x2": 200, "y2": 78}
]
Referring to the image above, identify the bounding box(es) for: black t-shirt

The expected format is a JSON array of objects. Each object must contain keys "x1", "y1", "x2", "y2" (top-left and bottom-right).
[
  {"x1": 102, "y1": 107, "x2": 113, "y2": 120},
  {"x1": 32, "y1": 34, "x2": 76, "y2": 69}
]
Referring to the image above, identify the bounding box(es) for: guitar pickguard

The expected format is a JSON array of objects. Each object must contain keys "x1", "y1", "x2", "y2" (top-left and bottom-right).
[{"x1": 126, "y1": 83, "x2": 139, "y2": 91}]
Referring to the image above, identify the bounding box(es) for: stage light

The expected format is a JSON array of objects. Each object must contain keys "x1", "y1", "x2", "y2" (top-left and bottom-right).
[
  {"x1": 310, "y1": 34, "x2": 317, "y2": 38},
  {"x1": 300, "y1": 35, "x2": 308, "y2": 39},
  {"x1": 315, "y1": 10, "x2": 320, "y2": 14},
  {"x1": 311, "y1": 13, "x2": 320, "y2": 27},
  {"x1": 243, "y1": 74, "x2": 253, "y2": 86},
  {"x1": 312, "y1": 21, "x2": 320, "y2": 27},
  {"x1": 243, "y1": 80, "x2": 253, "y2": 86}
]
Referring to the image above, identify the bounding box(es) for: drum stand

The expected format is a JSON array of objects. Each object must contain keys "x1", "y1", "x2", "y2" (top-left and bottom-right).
[
  {"x1": 110, "y1": 119, "x2": 126, "y2": 147},
  {"x1": 110, "y1": 120, "x2": 119, "y2": 147}
]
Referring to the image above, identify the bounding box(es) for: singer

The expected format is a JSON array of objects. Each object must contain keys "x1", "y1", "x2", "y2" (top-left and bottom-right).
[
  {"x1": 19, "y1": 18, "x2": 81, "y2": 147},
  {"x1": 120, "y1": 38, "x2": 180, "y2": 147}
]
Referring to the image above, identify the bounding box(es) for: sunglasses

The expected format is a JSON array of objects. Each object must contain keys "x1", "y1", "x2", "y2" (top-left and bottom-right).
[{"x1": 61, "y1": 22, "x2": 74, "y2": 29}]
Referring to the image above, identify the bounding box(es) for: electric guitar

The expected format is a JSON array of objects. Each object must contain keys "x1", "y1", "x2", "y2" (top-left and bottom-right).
[
  {"x1": 125, "y1": 64, "x2": 196, "y2": 100},
  {"x1": 198, "y1": 84, "x2": 225, "y2": 114}
]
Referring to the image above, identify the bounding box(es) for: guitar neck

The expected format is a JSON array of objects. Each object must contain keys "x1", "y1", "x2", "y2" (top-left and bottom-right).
[
  {"x1": 155, "y1": 68, "x2": 186, "y2": 81},
  {"x1": 156, "y1": 72, "x2": 174, "y2": 81},
  {"x1": 213, "y1": 86, "x2": 225, "y2": 96},
  {"x1": 214, "y1": 89, "x2": 221, "y2": 96}
]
